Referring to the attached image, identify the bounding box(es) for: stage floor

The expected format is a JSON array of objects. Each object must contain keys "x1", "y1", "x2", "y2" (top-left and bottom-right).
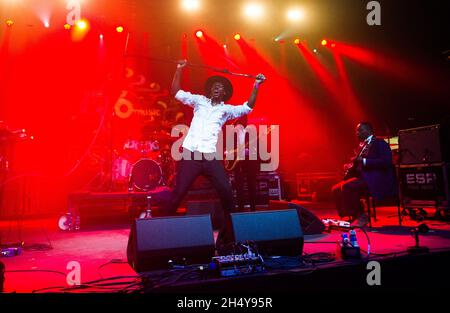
[{"x1": 1, "y1": 202, "x2": 450, "y2": 293}]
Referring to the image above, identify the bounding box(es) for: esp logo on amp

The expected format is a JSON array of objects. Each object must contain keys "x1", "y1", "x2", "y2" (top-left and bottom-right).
[{"x1": 406, "y1": 173, "x2": 437, "y2": 185}]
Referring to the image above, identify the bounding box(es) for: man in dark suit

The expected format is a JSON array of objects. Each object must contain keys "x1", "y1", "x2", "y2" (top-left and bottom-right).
[{"x1": 332, "y1": 122, "x2": 396, "y2": 227}]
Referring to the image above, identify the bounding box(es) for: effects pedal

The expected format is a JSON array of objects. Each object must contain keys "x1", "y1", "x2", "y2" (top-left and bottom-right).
[{"x1": 211, "y1": 253, "x2": 265, "y2": 277}]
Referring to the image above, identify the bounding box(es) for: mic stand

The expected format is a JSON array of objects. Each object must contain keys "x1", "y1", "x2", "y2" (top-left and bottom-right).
[
  {"x1": 124, "y1": 54, "x2": 259, "y2": 79},
  {"x1": 407, "y1": 228, "x2": 429, "y2": 254}
]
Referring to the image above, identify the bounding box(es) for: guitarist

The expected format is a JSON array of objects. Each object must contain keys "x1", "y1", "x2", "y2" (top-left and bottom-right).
[
  {"x1": 332, "y1": 122, "x2": 396, "y2": 227},
  {"x1": 229, "y1": 115, "x2": 259, "y2": 212}
]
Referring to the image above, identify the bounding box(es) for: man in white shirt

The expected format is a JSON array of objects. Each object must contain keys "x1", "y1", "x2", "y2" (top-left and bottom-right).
[{"x1": 166, "y1": 60, "x2": 266, "y2": 249}]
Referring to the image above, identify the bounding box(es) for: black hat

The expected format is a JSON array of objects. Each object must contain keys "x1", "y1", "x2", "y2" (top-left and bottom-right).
[{"x1": 204, "y1": 75, "x2": 233, "y2": 102}]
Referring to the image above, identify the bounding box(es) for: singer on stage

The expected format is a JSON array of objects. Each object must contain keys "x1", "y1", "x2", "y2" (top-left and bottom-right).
[{"x1": 165, "y1": 60, "x2": 265, "y2": 250}]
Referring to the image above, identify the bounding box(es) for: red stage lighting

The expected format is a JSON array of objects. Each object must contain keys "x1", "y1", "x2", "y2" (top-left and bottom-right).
[
  {"x1": 76, "y1": 20, "x2": 87, "y2": 30},
  {"x1": 182, "y1": 0, "x2": 200, "y2": 12},
  {"x1": 116, "y1": 26, "x2": 124, "y2": 33},
  {"x1": 195, "y1": 30, "x2": 204, "y2": 38},
  {"x1": 64, "y1": 23, "x2": 71, "y2": 30},
  {"x1": 6, "y1": 19, "x2": 14, "y2": 27},
  {"x1": 321, "y1": 39, "x2": 328, "y2": 46},
  {"x1": 234, "y1": 33, "x2": 241, "y2": 41}
]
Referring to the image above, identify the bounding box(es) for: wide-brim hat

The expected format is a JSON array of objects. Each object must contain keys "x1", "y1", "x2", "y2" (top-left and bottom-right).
[{"x1": 204, "y1": 75, "x2": 233, "y2": 102}]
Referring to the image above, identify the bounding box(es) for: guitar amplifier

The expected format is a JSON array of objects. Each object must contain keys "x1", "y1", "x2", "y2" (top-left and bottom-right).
[
  {"x1": 230, "y1": 171, "x2": 282, "y2": 207},
  {"x1": 398, "y1": 124, "x2": 450, "y2": 165},
  {"x1": 399, "y1": 163, "x2": 450, "y2": 210}
]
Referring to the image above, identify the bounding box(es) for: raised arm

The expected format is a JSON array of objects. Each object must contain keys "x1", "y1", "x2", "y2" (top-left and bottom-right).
[
  {"x1": 171, "y1": 60, "x2": 187, "y2": 96},
  {"x1": 247, "y1": 73, "x2": 266, "y2": 109}
]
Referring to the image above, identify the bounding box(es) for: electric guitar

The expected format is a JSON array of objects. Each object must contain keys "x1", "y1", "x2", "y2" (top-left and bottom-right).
[
  {"x1": 224, "y1": 125, "x2": 275, "y2": 172},
  {"x1": 343, "y1": 139, "x2": 373, "y2": 180}
]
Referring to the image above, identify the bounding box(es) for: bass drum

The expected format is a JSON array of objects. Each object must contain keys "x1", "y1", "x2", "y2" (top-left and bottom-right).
[{"x1": 130, "y1": 158, "x2": 162, "y2": 191}]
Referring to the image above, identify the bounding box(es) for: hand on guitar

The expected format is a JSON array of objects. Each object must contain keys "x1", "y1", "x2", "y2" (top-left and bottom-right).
[
  {"x1": 343, "y1": 163, "x2": 353, "y2": 172},
  {"x1": 344, "y1": 156, "x2": 364, "y2": 179},
  {"x1": 352, "y1": 156, "x2": 364, "y2": 164}
]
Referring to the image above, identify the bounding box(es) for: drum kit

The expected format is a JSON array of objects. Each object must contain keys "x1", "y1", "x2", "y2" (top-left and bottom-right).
[{"x1": 111, "y1": 133, "x2": 176, "y2": 192}]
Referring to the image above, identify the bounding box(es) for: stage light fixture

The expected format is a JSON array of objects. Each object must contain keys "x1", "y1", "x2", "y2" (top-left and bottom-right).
[
  {"x1": 195, "y1": 30, "x2": 203, "y2": 38},
  {"x1": 234, "y1": 33, "x2": 241, "y2": 41},
  {"x1": 116, "y1": 26, "x2": 124, "y2": 33},
  {"x1": 99, "y1": 34, "x2": 104, "y2": 40},
  {"x1": 64, "y1": 23, "x2": 71, "y2": 30},
  {"x1": 44, "y1": 22, "x2": 50, "y2": 28},
  {"x1": 294, "y1": 38, "x2": 301, "y2": 45},
  {"x1": 243, "y1": 2, "x2": 264, "y2": 19},
  {"x1": 6, "y1": 19, "x2": 14, "y2": 27},
  {"x1": 76, "y1": 20, "x2": 87, "y2": 30},
  {"x1": 182, "y1": 0, "x2": 200, "y2": 11},
  {"x1": 313, "y1": 48, "x2": 318, "y2": 54},
  {"x1": 321, "y1": 39, "x2": 328, "y2": 46},
  {"x1": 72, "y1": 19, "x2": 90, "y2": 41},
  {"x1": 286, "y1": 8, "x2": 305, "y2": 22}
]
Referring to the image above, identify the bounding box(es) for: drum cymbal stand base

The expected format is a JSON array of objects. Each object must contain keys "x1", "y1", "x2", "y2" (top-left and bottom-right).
[{"x1": 138, "y1": 195, "x2": 152, "y2": 219}]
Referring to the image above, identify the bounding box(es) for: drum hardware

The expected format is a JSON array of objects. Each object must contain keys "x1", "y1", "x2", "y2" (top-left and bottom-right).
[
  {"x1": 128, "y1": 158, "x2": 163, "y2": 192},
  {"x1": 138, "y1": 195, "x2": 153, "y2": 219},
  {"x1": 112, "y1": 132, "x2": 175, "y2": 192}
]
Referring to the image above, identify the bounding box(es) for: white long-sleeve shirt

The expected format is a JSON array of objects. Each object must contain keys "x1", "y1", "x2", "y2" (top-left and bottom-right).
[{"x1": 175, "y1": 90, "x2": 252, "y2": 153}]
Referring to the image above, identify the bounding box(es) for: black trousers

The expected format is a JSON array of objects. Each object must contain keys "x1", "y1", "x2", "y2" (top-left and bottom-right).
[
  {"x1": 332, "y1": 177, "x2": 368, "y2": 219},
  {"x1": 163, "y1": 152, "x2": 235, "y2": 246},
  {"x1": 233, "y1": 160, "x2": 259, "y2": 212}
]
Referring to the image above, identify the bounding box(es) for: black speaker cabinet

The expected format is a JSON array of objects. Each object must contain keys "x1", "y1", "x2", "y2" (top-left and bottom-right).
[
  {"x1": 186, "y1": 200, "x2": 225, "y2": 230},
  {"x1": 399, "y1": 163, "x2": 450, "y2": 210},
  {"x1": 231, "y1": 209, "x2": 304, "y2": 256},
  {"x1": 269, "y1": 200, "x2": 326, "y2": 235},
  {"x1": 399, "y1": 124, "x2": 450, "y2": 165},
  {"x1": 229, "y1": 171, "x2": 282, "y2": 207},
  {"x1": 127, "y1": 215, "x2": 215, "y2": 272}
]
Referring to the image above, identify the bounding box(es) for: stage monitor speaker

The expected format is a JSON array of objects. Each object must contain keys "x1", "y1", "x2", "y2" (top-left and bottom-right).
[
  {"x1": 399, "y1": 124, "x2": 450, "y2": 164},
  {"x1": 269, "y1": 200, "x2": 326, "y2": 235},
  {"x1": 127, "y1": 215, "x2": 215, "y2": 272},
  {"x1": 231, "y1": 209, "x2": 304, "y2": 256}
]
